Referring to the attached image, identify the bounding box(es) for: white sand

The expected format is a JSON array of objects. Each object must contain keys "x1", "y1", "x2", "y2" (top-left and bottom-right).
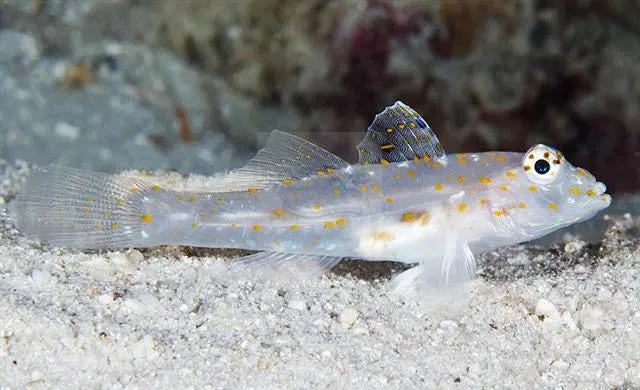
[{"x1": 1, "y1": 161, "x2": 638, "y2": 388}]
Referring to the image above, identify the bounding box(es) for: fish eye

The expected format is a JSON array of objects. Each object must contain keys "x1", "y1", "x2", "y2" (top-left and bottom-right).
[
  {"x1": 534, "y1": 159, "x2": 550, "y2": 175},
  {"x1": 522, "y1": 145, "x2": 562, "y2": 185}
]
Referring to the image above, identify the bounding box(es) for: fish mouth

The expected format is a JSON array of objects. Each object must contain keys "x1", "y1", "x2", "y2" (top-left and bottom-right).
[{"x1": 591, "y1": 181, "x2": 611, "y2": 209}]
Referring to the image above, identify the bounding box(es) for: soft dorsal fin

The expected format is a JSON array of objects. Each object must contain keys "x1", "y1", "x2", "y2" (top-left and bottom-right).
[
  {"x1": 205, "y1": 130, "x2": 349, "y2": 192},
  {"x1": 357, "y1": 101, "x2": 446, "y2": 165}
]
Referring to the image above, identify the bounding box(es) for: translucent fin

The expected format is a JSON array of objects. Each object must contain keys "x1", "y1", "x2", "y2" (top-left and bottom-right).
[
  {"x1": 357, "y1": 101, "x2": 446, "y2": 165},
  {"x1": 390, "y1": 234, "x2": 476, "y2": 312},
  {"x1": 227, "y1": 251, "x2": 342, "y2": 282},
  {"x1": 10, "y1": 165, "x2": 153, "y2": 249},
  {"x1": 205, "y1": 130, "x2": 349, "y2": 192}
]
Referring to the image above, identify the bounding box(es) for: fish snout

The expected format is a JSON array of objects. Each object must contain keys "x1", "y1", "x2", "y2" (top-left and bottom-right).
[
  {"x1": 593, "y1": 181, "x2": 607, "y2": 196},
  {"x1": 591, "y1": 182, "x2": 611, "y2": 209}
]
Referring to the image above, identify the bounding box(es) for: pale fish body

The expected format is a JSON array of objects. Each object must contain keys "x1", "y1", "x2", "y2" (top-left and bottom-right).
[{"x1": 12, "y1": 102, "x2": 612, "y2": 301}]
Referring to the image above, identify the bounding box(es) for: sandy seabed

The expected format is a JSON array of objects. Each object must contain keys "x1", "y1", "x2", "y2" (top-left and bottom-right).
[{"x1": 0, "y1": 161, "x2": 638, "y2": 389}]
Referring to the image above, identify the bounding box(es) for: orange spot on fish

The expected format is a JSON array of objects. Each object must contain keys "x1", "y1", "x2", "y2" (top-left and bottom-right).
[
  {"x1": 401, "y1": 211, "x2": 430, "y2": 225},
  {"x1": 401, "y1": 212, "x2": 416, "y2": 223},
  {"x1": 139, "y1": 214, "x2": 153, "y2": 223},
  {"x1": 479, "y1": 177, "x2": 491, "y2": 184},
  {"x1": 568, "y1": 187, "x2": 582, "y2": 195},
  {"x1": 371, "y1": 231, "x2": 395, "y2": 242}
]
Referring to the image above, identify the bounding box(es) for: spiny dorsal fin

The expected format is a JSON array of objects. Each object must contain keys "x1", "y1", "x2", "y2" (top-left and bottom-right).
[
  {"x1": 205, "y1": 130, "x2": 349, "y2": 192},
  {"x1": 357, "y1": 101, "x2": 446, "y2": 165}
]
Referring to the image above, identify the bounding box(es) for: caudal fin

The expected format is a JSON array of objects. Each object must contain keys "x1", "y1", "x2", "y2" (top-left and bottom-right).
[{"x1": 11, "y1": 165, "x2": 154, "y2": 249}]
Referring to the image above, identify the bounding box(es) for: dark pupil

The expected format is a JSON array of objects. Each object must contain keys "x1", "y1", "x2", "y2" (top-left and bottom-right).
[{"x1": 534, "y1": 159, "x2": 551, "y2": 174}]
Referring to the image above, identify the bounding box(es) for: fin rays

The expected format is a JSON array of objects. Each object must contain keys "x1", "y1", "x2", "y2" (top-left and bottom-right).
[
  {"x1": 227, "y1": 251, "x2": 342, "y2": 281},
  {"x1": 10, "y1": 165, "x2": 154, "y2": 248},
  {"x1": 357, "y1": 101, "x2": 446, "y2": 165},
  {"x1": 204, "y1": 130, "x2": 349, "y2": 192},
  {"x1": 390, "y1": 233, "x2": 476, "y2": 313}
]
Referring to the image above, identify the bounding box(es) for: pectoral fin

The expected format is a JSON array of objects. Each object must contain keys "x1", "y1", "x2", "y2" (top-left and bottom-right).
[{"x1": 390, "y1": 234, "x2": 476, "y2": 310}]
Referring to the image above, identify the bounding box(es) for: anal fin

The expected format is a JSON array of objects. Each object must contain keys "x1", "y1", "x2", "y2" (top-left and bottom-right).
[{"x1": 227, "y1": 251, "x2": 342, "y2": 282}]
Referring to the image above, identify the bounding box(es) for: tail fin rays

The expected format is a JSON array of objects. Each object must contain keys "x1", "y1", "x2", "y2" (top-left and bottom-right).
[{"x1": 11, "y1": 165, "x2": 152, "y2": 249}]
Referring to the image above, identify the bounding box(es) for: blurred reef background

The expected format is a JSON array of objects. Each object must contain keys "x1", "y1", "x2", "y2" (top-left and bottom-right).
[{"x1": 1, "y1": 0, "x2": 639, "y2": 192}]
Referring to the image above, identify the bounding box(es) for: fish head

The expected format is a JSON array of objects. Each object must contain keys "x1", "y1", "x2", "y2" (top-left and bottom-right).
[{"x1": 509, "y1": 144, "x2": 611, "y2": 236}]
